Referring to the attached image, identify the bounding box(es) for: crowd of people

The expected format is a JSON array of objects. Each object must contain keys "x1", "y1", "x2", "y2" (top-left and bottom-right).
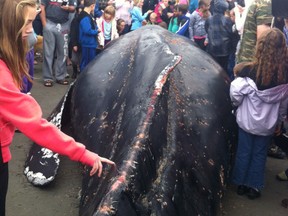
[
  {"x1": 1, "y1": 0, "x2": 288, "y2": 215},
  {"x1": 31, "y1": 0, "x2": 276, "y2": 86}
]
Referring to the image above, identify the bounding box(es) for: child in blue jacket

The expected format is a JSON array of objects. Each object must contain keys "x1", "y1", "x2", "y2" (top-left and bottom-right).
[
  {"x1": 79, "y1": 0, "x2": 100, "y2": 71},
  {"x1": 130, "y1": 0, "x2": 152, "y2": 31}
]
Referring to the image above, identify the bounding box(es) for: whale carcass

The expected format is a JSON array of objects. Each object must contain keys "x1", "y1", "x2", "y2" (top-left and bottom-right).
[{"x1": 25, "y1": 26, "x2": 237, "y2": 216}]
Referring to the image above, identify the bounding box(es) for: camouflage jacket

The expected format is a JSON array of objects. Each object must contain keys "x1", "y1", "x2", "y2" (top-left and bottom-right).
[{"x1": 237, "y1": 0, "x2": 273, "y2": 63}]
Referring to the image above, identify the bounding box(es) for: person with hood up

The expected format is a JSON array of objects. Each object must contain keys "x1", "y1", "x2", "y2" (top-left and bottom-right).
[
  {"x1": 230, "y1": 28, "x2": 288, "y2": 200},
  {"x1": 205, "y1": 0, "x2": 233, "y2": 73}
]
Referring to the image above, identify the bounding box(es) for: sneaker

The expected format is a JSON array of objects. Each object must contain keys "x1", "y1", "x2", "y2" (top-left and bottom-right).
[
  {"x1": 276, "y1": 171, "x2": 288, "y2": 181},
  {"x1": 247, "y1": 188, "x2": 261, "y2": 200},
  {"x1": 237, "y1": 185, "x2": 249, "y2": 196},
  {"x1": 268, "y1": 145, "x2": 286, "y2": 159}
]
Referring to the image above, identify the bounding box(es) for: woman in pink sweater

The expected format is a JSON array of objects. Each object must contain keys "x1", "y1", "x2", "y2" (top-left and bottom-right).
[{"x1": 0, "y1": 0, "x2": 115, "y2": 215}]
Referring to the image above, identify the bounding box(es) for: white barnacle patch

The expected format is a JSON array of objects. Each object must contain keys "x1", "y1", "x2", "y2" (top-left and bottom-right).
[
  {"x1": 100, "y1": 111, "x2": 108, "y2": 120},
  {"x1": 24, "y1": 167, "x2": 55, "y2": 186},
  {"x1": 219, "y1": 165, "x2": 225, "y2": 185},
  {"x1": 49, "y1": 88, "x2": 70, "y2": 128},
  {"x1": 41, "y1": 148, "x2": 55, "y2": 158},
  {"x1": 162, "y1": 45, "x2": 174, "y2": 55},
  {"x1": 124, "y1": 160, "x2": 136, "y2": 169}
]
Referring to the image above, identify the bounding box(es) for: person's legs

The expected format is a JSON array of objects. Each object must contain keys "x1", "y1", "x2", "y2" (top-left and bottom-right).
[
  {"x1": 232, "y1": 128, "x2": 253, "y2": 186},
  {"x1": 0, "y1": 163, "x2": 9, "y2": 216},
  {"x1": 42, "y1": 21, "x2": 56, "y2": 82},
  {"x1": 212, "y1": 55, "x2": 229, "y2": 72},
  {"x1": 80, "y1": 47, "x2": 97, "y2": 72},
  {"x1": 194, "y1": 38, "x2": 206, "y2": 51},
  {"x1": 80, "y1": 47, "x2": 89, "y2": 72},
  {"x1": 54, "y1": 22, "x2": 69, "y2": 82},
  {"x1": 245, "y1": 135, "x2": 271, "y2": 190},
  {"x1": 32, "y1": 14, "x2": 43, "y2": 36},
  {"x1": 227, "y1": 53, "x2": 235, "y2": 80},
  {"x1": 217, "y1": 56, "x2": 229, "y2": 73}
]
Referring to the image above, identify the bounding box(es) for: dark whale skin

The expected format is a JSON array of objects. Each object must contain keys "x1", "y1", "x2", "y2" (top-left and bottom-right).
[
  {"x1": 61, "y1": 26, "x2": 237, "y2": 216},
  {"x1": 25, "y1": 25, "x2": 237, "y2": 216}
]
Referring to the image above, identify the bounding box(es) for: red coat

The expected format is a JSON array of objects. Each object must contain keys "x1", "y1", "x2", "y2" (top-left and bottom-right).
[{"x1": 0, "y1": 60, "x2": 97, "y2": 165}]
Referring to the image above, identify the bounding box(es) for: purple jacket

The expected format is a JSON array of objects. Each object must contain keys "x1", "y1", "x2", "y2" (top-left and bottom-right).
[{"x1": 230, "y1": 77, "x2": 288, "y2": 136}]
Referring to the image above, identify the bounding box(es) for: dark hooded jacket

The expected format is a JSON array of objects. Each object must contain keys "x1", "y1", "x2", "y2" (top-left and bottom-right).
[{"x1": 205, "y1": 0, "x2": 233, "y2": 56}]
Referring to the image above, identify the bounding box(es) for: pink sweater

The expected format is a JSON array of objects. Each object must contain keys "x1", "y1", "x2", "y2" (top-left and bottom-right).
[
  {"x1": 0, "y1": 60, "x2": 97, "y2": 165},
  {"x1": 115, "y1": 0, "x2": 132, "y2": 25}
]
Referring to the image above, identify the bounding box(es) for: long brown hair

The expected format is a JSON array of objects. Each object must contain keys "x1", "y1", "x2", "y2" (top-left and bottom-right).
[
  {"x1": 253, "y1": 28, "x2": 288, "y2": 86},
  {"x1": 235, "y1": 28, "x2": 288, "y2": 88},
  {"x1": 0, "y1": 0, "x2": 37, "y2": 89}
]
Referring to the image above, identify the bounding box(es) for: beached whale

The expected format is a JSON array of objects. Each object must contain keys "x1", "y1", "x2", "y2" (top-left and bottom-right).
[{"x1": 25, "y1": 25, "x2": 237, "y2": 216}]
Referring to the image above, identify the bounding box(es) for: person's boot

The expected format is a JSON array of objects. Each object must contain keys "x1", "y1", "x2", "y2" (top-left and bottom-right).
[{"x1": 247, "y1": 188, "x2": 261, "y2": 200}]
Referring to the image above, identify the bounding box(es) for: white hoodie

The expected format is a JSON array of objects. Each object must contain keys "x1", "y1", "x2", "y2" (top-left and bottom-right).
[{"x1": 230, "y1": 77, "x2": 288, "y2": 136}]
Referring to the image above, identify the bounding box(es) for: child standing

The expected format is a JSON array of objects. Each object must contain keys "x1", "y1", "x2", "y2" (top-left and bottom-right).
[
  {"x1": 69, "y1": 4, "x2": 84, "y2": 79},
  {"x1": 168, "y1": 4, "x2": 179, "y2": 33},
  {"x1": 130, "y1": 0, "x2": 153, "y2": 31},
  {"x1": 0, "y1": 1, "x2": 114, "y2": 215},
  {"x1": 227, "y1": 7, "x2": 241, "y2": 80},
  {"x1": 204, "y1": 0, "x2": 233, "y2": 72},
  {"x1": 78, "y1": 0, "x2": 100, "y2": 72},
  {"x1": 230, "y1": 28, "x2": 288, "y2": 200},
  {"x1": 189, "y1": 0, "x2": 211, "y2": 50},
  {"x1": 175, "y1": 4, "x2": 190, "y2": 38},
  {"x1": 96, "y1": 5, "x2": 119, "y2": 48}
]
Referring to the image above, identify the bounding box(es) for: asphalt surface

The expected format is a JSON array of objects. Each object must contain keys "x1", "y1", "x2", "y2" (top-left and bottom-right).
[{"x1": 6, "y1": 61, "x2": 288, "y2": 216}]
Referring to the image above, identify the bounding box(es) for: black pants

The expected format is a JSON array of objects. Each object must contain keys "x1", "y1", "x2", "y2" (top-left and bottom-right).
[
  {"x1": 194, "y1": 38, "x2": 207, "y2": 51},
  {"x1": 211, "y1": 55, "x2": 229, "y2": 72},
  {"x1": 0, "y1": 162, "x2": 8, "y2": 216}
]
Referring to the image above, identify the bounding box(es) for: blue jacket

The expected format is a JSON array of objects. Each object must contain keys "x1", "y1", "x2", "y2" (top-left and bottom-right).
[
  {"x1": 176, "y1": 15, "x2": 190, "y2": 38},
  {"x1": 79, "y1": 11, "x2": 99, "y2": 48},
  {"x1": 189, "y1": 0, "x2": 198, "y2": 13},
  {"x1": 130, "y1": 7, "x2": 149, "y2": 31}
]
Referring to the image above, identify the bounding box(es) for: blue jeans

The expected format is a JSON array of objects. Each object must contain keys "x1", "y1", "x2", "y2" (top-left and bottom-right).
[
  {"x1": 232, "y1": 127, "x2": 271, "y2": 190},
  {"x1": 80, "y1": 47, "x2": 97, "y2": 72}
]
